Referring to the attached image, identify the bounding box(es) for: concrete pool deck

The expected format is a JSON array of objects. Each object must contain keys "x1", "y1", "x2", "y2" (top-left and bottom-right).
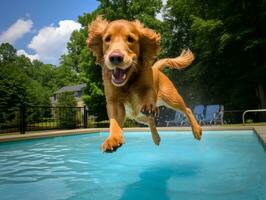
[{"x1": 0, "y1": 126, "x2": 266, "y2": 149}]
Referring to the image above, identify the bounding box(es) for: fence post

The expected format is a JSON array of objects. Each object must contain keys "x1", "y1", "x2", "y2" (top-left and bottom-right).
[
  {"x1": 20, "y1": 105, "x2": 26, "y2": 134},
  {"x1": 84, "y1": 106, "x2": 88, "y2": 128}
]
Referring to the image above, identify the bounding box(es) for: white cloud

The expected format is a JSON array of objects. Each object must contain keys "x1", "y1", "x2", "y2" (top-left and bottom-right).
[
  {"x1": 17, "y1": 49, "x2": 39, "y2": 61},
  {"x1": 21, "y1": 20, "x2": 81, "y2": 65},
  {"x1": 0, "y1": 19, "x2": 33, "y2": 44}
]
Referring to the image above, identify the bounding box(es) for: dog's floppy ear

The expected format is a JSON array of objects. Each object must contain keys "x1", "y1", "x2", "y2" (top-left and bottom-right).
[
  {"x1": 87, "y1": 16, "x2": 108, "y2": 65},
  {"x1": 134, "y1": 21, "x2": 160, "y2": 64}
]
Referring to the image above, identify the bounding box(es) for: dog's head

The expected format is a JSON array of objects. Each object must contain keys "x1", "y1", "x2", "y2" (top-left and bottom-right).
[{"x1": 87, "y1": 16, "x2": 160, "y2": 87}]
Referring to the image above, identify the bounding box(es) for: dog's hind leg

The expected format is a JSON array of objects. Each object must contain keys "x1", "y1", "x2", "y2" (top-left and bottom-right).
[
  {"x1": 136, "y1": 117, "x2": 160, "y2": 145},
  {"x1": 158, "y1": 73, "x2": 202, "y2": 140},
  {"x1": 148, "y1": 118, "x2": 160, "y2": 145}
]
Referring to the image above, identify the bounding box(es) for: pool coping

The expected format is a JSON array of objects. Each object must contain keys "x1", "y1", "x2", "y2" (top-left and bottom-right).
[
  {"x1": 1, "y1": 126, "x2": 266, "y2": 147},
  {"x1": 252, "y1": 126, "x2": 266, "y2": 151}
]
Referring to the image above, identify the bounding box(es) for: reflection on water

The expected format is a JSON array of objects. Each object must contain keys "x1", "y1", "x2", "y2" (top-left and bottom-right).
[{"x1": 120, "y1": 163, "x2": 200, "y2": 200}]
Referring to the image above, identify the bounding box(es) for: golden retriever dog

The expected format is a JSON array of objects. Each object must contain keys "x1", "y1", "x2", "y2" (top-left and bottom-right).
[{"x1": 87, "y1": 16, "x2": 202, "y2": 152}]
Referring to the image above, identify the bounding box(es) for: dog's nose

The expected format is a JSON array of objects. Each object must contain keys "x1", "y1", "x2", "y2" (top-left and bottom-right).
[{"x1": 109, "y1": 52, "x2": 124, "y2": 65}]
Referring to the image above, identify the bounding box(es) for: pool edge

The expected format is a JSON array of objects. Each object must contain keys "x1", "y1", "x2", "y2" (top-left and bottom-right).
[
  {"x1": 1, "y1": 126, "x2": 265, "y2": 145},
  {"x1": 253, "y1": 126, "x2": 266, "y2": 151}
]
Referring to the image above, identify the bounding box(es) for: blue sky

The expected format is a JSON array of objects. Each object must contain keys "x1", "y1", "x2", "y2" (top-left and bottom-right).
[{"x1": 0, "y1": 0, "x2": 99, "y2": 65}]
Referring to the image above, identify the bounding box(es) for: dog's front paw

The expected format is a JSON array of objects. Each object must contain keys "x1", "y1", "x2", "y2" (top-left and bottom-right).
[
  {"x1": 140, "y1": 103, "x2": 159, "y2": 117},
  {"x1": 102, "y1": 135, "x2": 125, "y2": 153}
]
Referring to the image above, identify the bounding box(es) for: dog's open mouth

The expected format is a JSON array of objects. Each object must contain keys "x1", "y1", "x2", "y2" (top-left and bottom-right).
[{"x1": 111, "y1": 67, "x2": 129, "y2": 86}]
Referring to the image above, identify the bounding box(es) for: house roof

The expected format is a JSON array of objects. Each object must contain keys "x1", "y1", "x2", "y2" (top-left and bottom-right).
[{"x1": 54, "y1": 83, "x2": 87, "y2": 94}]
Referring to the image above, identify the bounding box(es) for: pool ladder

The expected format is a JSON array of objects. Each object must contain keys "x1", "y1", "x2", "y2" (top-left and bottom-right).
[{"x1": 242, "y1": 109, "x2": 266, "y2": 125}]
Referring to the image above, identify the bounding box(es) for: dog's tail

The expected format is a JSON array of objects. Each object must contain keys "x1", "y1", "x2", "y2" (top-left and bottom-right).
[{"x1": 152, "y1": 49, "x2": 195, "y2": 71}]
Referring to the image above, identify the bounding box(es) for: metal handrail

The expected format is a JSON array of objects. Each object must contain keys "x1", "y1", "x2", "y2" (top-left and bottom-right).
[{"x1": 242, "y1": 109, "x2": 266, "y2": 124}]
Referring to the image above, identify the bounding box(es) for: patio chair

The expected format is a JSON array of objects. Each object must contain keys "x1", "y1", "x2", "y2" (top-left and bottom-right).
[
  {"x1": 165, "y1": 111, "x2": 186, "y2": 127},
  {"x1": 193, "y1": 104, "x2": 205, "y2": 125},
  {"x1": 203, "y1": 105, "x2": 220, "y2": 125},
  {"x1": 216, "y1": 105, "x2": 225, "y2": 125}
]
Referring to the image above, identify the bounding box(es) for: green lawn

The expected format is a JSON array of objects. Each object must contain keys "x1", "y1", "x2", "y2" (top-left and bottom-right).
[
  {"x1": 28, "y1": 121, "x2": 59, "y2": 127},
  {"x1": 221, "y1": 122, "x2": 266, "y2": 127}
]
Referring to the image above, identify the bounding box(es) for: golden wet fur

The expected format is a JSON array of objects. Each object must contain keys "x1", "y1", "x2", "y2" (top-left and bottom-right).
[{"x1": 87, "y1": 16, "x2": 202, "y2": 152}]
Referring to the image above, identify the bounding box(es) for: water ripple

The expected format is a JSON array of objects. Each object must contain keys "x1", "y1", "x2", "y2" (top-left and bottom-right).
[{"x1": 0, "y1": 131, "x2": 265, "y2": 200}]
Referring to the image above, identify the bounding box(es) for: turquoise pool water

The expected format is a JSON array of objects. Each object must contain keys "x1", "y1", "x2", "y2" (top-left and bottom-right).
[{"x1": 0, "y1": 131, "x2": 266, "y2": 200}]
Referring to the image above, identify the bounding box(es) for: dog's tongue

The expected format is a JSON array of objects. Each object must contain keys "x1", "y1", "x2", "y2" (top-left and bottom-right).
[{"x1": 112, "y1": 68, "x2": 126, "y2": 84}]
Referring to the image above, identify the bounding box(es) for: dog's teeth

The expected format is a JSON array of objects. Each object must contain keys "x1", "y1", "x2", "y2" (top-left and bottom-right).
[
  {"x1": 112, "y1": 74, "x2": 115, "y2": 80},
  {"x1": 122, "y1": 74, "x2": 126, "y2": 80}
]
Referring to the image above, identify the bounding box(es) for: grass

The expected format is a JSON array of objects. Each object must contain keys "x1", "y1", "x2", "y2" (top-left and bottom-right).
[
  {"x1": 221, "y1": 122, "x2": 266, "y2": 127},
  {"x1": 28, "y1": 121, "x2": 59, "y2": 127}
]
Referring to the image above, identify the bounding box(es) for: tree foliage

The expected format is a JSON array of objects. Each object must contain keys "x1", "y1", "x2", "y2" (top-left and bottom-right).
[
  {"x1": 0, "y1": 43, "x2": 81, "y2": 109},
  {"x1": 56, "y1": 92, "x2": 78, "y2": 129},
  {"x1": 163, "y1": 0, "x2": 266, "y2": 109}
]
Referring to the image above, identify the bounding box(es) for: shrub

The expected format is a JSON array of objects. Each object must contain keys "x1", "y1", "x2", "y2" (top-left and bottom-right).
[{"x1": 56, "y1": 92, "x2": 77, "y2": 129}]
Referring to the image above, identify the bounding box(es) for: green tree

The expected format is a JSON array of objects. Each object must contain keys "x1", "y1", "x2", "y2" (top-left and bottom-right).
[
  {"x1": 0, "y1": 64, "x2": 28, "y2": 108},
  {"x1": 0, "y1": 43, "x2": 83, "y2": 108},
  {"x1": 0, "y1": 43, "x2": 16, "y2": 64},
  {"x1": 163, "y1": 0, "x2": 266, "y2": 110},
  {"x1": 56, "y1": 92, "x2": 78, "y2": 129}
]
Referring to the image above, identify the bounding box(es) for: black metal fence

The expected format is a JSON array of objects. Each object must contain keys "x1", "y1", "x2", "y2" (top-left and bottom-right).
[
  {"x1": 0, "y1": 107, "x2": 21, "y2": 133},
  {"x1": 1, "y1": 105, "x2": 264, "y2": 134},
  {"x1": 0, "y1": 106, "x2": 88, "y2": 134}
]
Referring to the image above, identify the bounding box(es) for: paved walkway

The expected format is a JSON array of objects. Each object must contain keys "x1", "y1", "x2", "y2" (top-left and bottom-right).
[
  {"x1": 253, "y1": 126, "x2": 266, "y2": 149},
  {"x1": 0, "y1": 126, "x2": 266, "y2": 149}
]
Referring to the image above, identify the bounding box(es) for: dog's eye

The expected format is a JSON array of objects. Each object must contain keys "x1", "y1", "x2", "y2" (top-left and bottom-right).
[
  {"x1": 105, "y1": 36, "x2": 111, "y2": 43},
  {"x1": 127, "y1": 36, "x2": 134, "y2": 43}
]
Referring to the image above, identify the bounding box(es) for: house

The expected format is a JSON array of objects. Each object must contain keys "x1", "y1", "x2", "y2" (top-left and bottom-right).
[{"x1": 51, "y1": 83, "x2": 87, "y2": 107}]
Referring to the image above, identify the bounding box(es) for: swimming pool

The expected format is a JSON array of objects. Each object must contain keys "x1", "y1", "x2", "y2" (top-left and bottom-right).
[{"x1": 0, "y1": 131, "x2": 265, "y2": 200}]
